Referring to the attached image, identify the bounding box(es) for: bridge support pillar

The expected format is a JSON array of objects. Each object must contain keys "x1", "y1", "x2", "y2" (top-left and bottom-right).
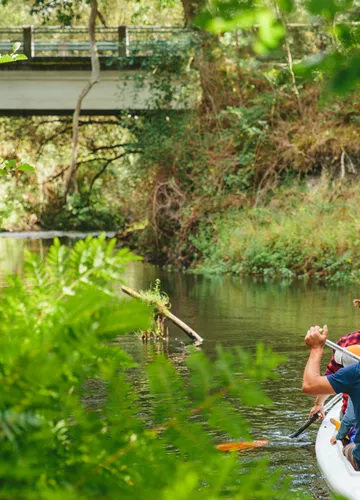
[
  {"x1": 23, "y1": 26, "x2": 34, "y2": 59},
  {"x1": 118, "y1": 25, "x2": 127, "y2": 57}
]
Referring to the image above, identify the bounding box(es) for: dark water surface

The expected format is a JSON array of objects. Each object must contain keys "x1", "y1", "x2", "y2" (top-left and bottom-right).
[{"x1": 1, "y1": 235, "x2": 359, "y2": 499}]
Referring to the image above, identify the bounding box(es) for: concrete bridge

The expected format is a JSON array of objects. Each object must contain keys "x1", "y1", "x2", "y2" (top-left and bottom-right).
[{"x1": 0, "y1": 26, "x2": 199, "y2": 115}]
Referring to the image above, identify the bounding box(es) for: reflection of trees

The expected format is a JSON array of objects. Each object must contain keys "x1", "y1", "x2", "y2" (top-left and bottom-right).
[
  {"x1": 115, "y1": 335, "x2": 189, "y2": 421},
  {"x1": 0, "y1": 238, "x2": 51, "y2": 283},
  {"x1": 4, "y1": 246, "x2": 357, "y2": 352},
  {"x1": 122, "y1": 261, "x2": 360, "y2": 363},
  {"x1": 187, "y1": 275, "x2": 360, "y2": 356}
]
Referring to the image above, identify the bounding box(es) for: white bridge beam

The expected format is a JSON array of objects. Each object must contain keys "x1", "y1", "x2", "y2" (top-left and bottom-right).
[{"x1": 0, "y1": 70, "x2": 199, "y2": 114}]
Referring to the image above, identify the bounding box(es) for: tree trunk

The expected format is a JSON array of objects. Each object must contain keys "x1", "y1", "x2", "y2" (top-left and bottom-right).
[
  {"x1": 180, "y1": 0, "x2": 221, "y2": 111},
  {"x1": 180, "y1": 0, "x2": 206, "y2": 25},
  {"x1": 64, "y1": 0, "x2": 100, "y2": 202}
]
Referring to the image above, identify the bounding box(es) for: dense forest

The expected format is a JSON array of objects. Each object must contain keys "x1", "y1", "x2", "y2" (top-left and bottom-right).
[{"x1": 2, "y1": 0, "x2": 360, "y2": 286}]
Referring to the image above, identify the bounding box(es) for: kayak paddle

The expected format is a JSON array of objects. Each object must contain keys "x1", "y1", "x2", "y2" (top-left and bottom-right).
[
  {"x1": 216, "y1": 440, "x2": 269, "y2": 452},
  {"x1": 290, "y1": 334, "x2": 360, "y2": 439},
  {"x1": 289, "y1": 392, "x2": 343, "y2": 439}
]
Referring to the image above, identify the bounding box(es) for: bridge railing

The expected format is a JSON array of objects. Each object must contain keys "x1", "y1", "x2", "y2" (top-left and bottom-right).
[{"x1": 0, "y1": 26, "x2": 191, "y2": 59}]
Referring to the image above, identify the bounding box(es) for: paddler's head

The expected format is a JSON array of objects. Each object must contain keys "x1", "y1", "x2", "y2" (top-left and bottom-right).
[{"x1": 334, "y1": 345, "x2": 360, "y2": 367}]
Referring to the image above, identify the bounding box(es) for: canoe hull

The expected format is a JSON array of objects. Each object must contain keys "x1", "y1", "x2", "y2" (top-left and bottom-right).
[{"x1": 316, "y1": 401, "x2": 360, "y2": 500}]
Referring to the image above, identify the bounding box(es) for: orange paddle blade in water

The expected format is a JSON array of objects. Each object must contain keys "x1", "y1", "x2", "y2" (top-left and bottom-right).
[{"x1": 216, "y1": 440, "x2": 269, "y2": 452}]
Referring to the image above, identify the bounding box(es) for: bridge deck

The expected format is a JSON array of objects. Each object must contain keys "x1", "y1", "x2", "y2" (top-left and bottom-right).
[
  {"x1": 0, "y1": 26, "x2": 199, "y2": 115},
  {"x1": 0, "y1": 25, "x2": 192, "y2": 58}
]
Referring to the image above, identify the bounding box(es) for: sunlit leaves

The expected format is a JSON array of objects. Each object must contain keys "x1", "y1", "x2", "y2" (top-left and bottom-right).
[
  {"x1": 0, "y1": 157, "x2": 34, "y2": 175},
  {"x1": 30, "y1": 0, "x2": 84, "y2": 25},
  {"x1": 18, "y1": 163, "x2": 35, "y2": 172},
  {"x1": 68, "y1": 233, "x2": 139, "y2": 284},
  {"x1": 196, "y1": 0, "x2": 360, "y2": 95},
  {"x1": 0, "y1": 41, "x2": 27, "y2": 64},
  {"x1": 255, "y1": 11, "x2": 284, "y2": 54},
  {"x1": 196, "y1": 2, "x2": 284, "y2": 54},
  {"x1": 295, "y1": 48, "x2": 360, "y2": 94}
]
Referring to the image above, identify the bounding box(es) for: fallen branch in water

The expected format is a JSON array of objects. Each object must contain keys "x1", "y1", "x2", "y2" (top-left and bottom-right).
[{"x1": 121, "y1": 285, "x2": 204, "y2": 345}]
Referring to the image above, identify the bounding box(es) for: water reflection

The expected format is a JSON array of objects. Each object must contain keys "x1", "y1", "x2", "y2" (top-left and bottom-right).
[
  {"x1": 121, "y1": 261, "x2": 360, "y2": 499},
  {"x1": 0, "y1": 237, "x2": 50, "y2": 279},
  {"x1": 1, "y1": 235, "x2": 359, "y2": 498}
]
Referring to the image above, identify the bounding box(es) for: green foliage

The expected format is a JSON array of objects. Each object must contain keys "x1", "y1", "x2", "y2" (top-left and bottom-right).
[
  {"x1": 196, "y1": 2, "x2": 285, "y2": 54},
  {"x1": 189, "y1": 183, "x2": 360, "y2": 284},
  {"x1": 277, "y1": 0, "x2": 295, "y2": 14},
  {"x1": 138, "y1": 279, "x2": 171, "y2": 338},
  {"x1": 306, "y1": 0, "x2": 347, "y2": 20},
  {"x1": 0, "y1": 156, "x2": 35, "y2": 230},
  {"x1": 196, "y1": 0, "x2": 360, "y2": 94},
  {"x1": 29, "y1": 0, "x2": 83, "y2": 25},
  {"x1": 140, "y1": 278, "x2": 170, "y2": 309},
  {"x1": 27, "y1": 0, "x2": 183, "y2": 25},
  {"x1": 111, "y1": 31, "x2": 199, "y2": 110},
  {"x1": 0, "y1": 42, "x2": 27, "y2": 64},
  {"x1": 0, "y1": 234, "x2": 308, "y2": 498},
  {"x1": 0, "y1": 156, "x2": 34, "y2": 175},
  {"x1": 42, "y1": 193, "x2": 125, "y2": 231}
]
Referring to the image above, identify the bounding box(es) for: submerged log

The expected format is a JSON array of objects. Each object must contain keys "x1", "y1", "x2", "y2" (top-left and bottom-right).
[{"x1": 121, "y1": 285, "x2": 204, "y2": 345}]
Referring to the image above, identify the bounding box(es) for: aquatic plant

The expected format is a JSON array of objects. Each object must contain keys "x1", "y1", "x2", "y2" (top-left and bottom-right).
[{"x1": 139, "y1": 278, "x2": 171, "y2": 339}]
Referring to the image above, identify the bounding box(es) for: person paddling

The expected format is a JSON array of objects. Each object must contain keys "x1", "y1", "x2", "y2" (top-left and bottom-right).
[
  {"x1": 330, "y1": 396, "x2": 356, "y2": 446},
  {"x1": 309, "y1": 329, "x2": 360, "y2": 420},
  {"x1": 328, "y1": 346, "x2": 360, "y2": 446},
  {"x1": 302, "y1": 325, "x2": 360, "y2": 471}
]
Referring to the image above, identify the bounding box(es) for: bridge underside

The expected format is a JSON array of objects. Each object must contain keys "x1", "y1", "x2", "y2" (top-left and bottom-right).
[{"x1": 0, "y1": 61, "x2": 199, "y2": 115}]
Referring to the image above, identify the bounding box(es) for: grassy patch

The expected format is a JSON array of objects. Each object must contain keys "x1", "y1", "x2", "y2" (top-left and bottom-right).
[{"x1": 190, "y1": 182, "x2": 360, "y2": 284}]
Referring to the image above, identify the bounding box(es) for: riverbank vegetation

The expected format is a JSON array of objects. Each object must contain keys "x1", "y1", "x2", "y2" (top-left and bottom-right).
[{"x1": 2, "y1": 0, "x2": 360, "y2": 284}]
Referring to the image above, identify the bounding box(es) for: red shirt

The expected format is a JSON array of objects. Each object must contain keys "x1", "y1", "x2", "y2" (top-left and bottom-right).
[{"x1": 325, "y1": 330, "x2": 360, "y2": 414}]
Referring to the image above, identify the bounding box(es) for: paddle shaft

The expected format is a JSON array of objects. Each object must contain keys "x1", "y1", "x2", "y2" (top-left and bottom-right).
[
  {"x1": 289, "y1": 392, "x2": 343, "y2": 438},
  {"x1": 325, "y1": 339, "x2": 360, "y2": 363}
]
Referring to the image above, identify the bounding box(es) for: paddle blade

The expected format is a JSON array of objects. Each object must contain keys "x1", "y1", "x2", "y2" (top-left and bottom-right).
[
  {"x1": 216, "y1": 440, "x2": 269, "y2": 452},
  {"x1": 330, "y1": 418, "x2": 350, "y2": 440}
]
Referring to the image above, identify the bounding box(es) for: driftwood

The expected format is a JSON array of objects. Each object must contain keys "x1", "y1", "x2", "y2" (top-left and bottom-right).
[{"x1": 121, "y1": 285, "x2": 204, "y2": 345}]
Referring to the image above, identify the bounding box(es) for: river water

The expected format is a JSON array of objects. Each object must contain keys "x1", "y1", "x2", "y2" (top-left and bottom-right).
[{"x1": 1, "y1": 234, "x2": 359, "y2": 499}]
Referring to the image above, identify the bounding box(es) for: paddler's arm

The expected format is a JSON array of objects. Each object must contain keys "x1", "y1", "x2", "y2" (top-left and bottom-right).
[
  {"x1": 309, "y1": 395, "x2": 328, "y2": 419},
  {"x1": 309, "y1": 339, "x2": 343, "y2": 417},
  {"x1": 302, "y1": 325, "x2": 336, "y2": 396}
]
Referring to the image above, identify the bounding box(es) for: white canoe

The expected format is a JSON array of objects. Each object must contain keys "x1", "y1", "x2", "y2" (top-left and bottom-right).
[{"x1": 316, "y1": 401, "x2": 360, "y2": 499}]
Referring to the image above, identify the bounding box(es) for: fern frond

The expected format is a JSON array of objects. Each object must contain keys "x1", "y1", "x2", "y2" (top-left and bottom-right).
[
  {"x1": 24, "y1": 251, "x2": 52, "y2": 292},
  {"x1": 46, "y1": 237, "x2": 70, "y2": 286},
  {"x1": 0, "y1": 410, "x2": 41, "y2": 443}
]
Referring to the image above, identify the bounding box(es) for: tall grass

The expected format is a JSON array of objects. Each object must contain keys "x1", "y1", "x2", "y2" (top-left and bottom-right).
[{"x1": 190, "y1": 183, "x2": 360, "y2": 284}]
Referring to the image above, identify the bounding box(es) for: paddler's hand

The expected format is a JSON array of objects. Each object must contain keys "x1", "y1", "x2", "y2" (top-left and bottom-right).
[
  {"x1": 309, "y1": 403, "x2": 325, "y2": 420},
  {"x1": 330, "y1": 435, "x2": 337, "y2": 445},
  {"x1": 305, "y1": 325, "x2": 328, "y2": 350}
]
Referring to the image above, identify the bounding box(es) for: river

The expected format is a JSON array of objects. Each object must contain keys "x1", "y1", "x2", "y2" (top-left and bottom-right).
[{"x1": 1, "y1": 234, "x2": 359, "y2": 499}]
